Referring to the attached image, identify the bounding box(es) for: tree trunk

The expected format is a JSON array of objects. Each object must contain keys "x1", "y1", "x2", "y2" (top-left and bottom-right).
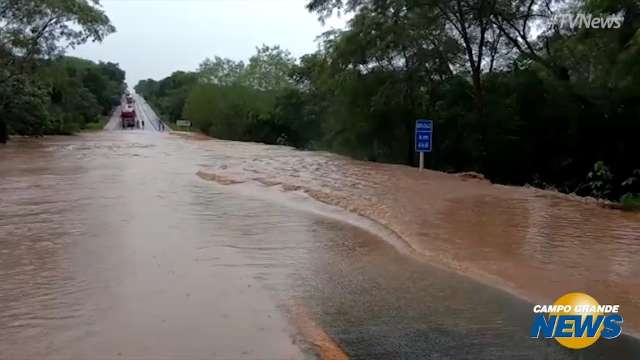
[
  {"x1": 0, "y1": 117, "x2": 8, "y2": 143},
  {"x1": 471, "y1": 71, "x2": 487, "y2": 172}
]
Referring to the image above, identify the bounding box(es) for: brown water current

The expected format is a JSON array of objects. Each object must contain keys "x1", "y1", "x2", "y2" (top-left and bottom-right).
[
  {"x1": 1, "y1": 131, "x2": 639, "y2": 359},
  {"x1": 191, "y1": 135, "x2": 640, "y2": 332},
  {"x1": 0, "y1": 133, "x2": 308, "y2": 359}
]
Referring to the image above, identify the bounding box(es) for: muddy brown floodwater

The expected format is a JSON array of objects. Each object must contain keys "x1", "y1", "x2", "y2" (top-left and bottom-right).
[
  {"x1": 1, "y1": 131, "x2": 639, "y2": 359},
  {"x1": 193, "y1": 134, "x2": 640, "y2": 332}
]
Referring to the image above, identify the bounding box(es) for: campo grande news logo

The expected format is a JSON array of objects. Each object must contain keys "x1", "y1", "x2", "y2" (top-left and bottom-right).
[{"x1": 530, "y1": 292, "x2": 623, "y2": 349}]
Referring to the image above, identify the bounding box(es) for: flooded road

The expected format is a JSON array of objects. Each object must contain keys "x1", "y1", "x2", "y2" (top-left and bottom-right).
[
  {"x1": 103, "y1": 93, "x2": 168, "y2": 132},
  {"x1": 1, "y1": 131, "x2": 639, "y2": 359},
  {"x1": 194, "y1": 135, "x2": 640, "y2": 332}
]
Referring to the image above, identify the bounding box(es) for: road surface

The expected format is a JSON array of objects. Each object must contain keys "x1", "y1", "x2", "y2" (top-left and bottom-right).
[
  {"x1": 1, "y1": 103, "x2": 639, "y2": 359},
  {"x1": 104, "y1": 94, "x2": 168, "y2": 132}
]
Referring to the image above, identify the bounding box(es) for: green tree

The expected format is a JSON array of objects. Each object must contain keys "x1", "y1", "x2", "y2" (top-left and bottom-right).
[
  {"x1": 135, "y1": 71, "x2": 199, "y2": 123},
  {"x1": 244, "y1": 45, "x2": 296, "y2": 91},
  {"x1": 0, "y1": 0, "x2": 114, "y2": 142},
  {"x1": 135, "y1": 0, "x2": 640, "y2": 202},
  {"x1": 182, "y1": 84, "x2": 273, "y2": 140},
  {"x1": 36, "y1": 56, "x2": 125, "y2": 132},
  {"x1": 198, "y1": 56, "x2": 245, "y2": 85}
]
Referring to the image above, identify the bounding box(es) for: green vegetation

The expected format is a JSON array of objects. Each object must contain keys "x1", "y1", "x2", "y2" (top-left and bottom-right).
[
  {"x1": 138, "y1": 0, "x2": 640, "y2": 203},
  {"x1": 3, "y1": 0, "x2": 632, "y2": 205},
  {"x1": 135, "y1": 71, "x2": 199, "y2": 126},
  {"x1": 135, "y1": 45, "x2": 296, "y2": 144},
  {"x1": 1, "y1": 0, "x2": 121, "y2": 140},
  {"x1": 84, "y1": 114, "x2": 112, "y2": 132},
  {"x1": 621, "y1": 194, "x2": 640, "y2": 211}
]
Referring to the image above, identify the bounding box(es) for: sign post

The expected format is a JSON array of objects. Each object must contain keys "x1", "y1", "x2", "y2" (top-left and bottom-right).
[
  {"x1": 415, "y1": 119, "x2": 433, "y2": 171},
  {"x1": 176, "y1": 120, "x2": 191, "y2": 129}
]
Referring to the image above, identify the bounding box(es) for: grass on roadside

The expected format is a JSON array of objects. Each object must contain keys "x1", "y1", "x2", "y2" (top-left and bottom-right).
[
  {"x1": 621, "y1": 193, "x2": 640, "y2": 211},
  {"x1": 82, "y1": 115, "x2": 109, "y2": 132}
]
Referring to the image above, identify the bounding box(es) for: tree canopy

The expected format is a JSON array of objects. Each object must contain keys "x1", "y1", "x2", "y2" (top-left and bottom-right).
[
  {"x1": 135, "y1": 0, "x2": 639, "y2": 202},
  {"x1": 1, "y1": 0, "x2": 116, "y2": 141}
]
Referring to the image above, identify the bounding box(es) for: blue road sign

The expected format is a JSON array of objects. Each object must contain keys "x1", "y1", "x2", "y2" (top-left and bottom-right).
[{"x1": 415, "y1": 119, "x2": 433, "y2": 152}]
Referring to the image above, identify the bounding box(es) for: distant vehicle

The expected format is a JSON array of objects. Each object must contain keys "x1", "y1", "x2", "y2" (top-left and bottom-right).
[
  {"x1": 125, "y1": 94, "x2": 134, "y2": 105},
  {"x1": 121, "y1": 104, "x2": 136, "y2": 129}
]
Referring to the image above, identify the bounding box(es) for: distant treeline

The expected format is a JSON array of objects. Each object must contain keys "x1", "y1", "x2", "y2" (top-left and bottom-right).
[
  {"x1": 0, "y1": 0, "x2": 119, "y2": 139},
  {"x1": 137, "y1": 0, "x2": 640, "y2": 204},
  {"x1": 3, "y1": 57, "x2": 126, "y2": 135},
  {"x1": 18, "y1": 0, "x2": 635, "y2": 204}
]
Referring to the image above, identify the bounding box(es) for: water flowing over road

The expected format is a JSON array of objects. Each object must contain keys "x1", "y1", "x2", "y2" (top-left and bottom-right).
[{"x1": 1, "y1": 128, "x2": 639, "y2": 358}]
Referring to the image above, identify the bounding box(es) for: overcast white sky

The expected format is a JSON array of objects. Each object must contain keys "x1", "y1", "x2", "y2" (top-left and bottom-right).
[{"x1": 70, "y1": 0, "x2": 346, "y2": 87}]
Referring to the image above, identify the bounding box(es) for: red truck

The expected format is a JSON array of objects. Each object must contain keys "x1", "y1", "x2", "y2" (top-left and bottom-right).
[{"x1": 121, "y1": 104, "x2": 136, "y2": 129}]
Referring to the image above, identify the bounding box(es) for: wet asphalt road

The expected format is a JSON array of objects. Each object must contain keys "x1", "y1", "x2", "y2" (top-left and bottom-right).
[
  {"x1": 1, "y1": 107, "x2": 639, "y2": 359},
  {"x1": 103, "y1": 94, "x2": 167, "y2": 132}
]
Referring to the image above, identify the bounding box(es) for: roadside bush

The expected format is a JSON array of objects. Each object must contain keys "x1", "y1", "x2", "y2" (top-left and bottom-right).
[
  {"x1": 2, "y1": 57, "x2": 125, "y2": 138},
  {"x1": 620, "y1": 194, "x2": 640, "y2": 211},
  {"x1": 183, "y1": 84, "x2": 274, "y2": 141}
]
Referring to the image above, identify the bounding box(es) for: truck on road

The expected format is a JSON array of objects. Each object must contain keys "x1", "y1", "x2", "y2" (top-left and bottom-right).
[{"x1": 121, "y1": 105, "x2": 136, "y2": 129}]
